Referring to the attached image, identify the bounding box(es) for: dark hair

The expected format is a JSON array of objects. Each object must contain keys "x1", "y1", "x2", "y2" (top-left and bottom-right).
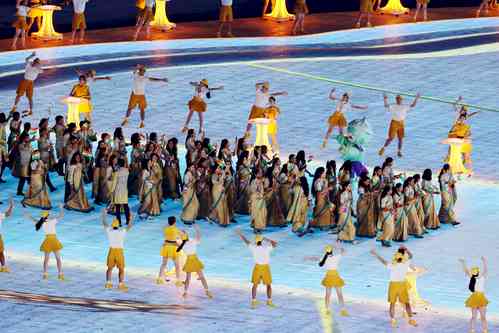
[
  {"x1": 393, "y1": 183, "x2": 402, "y2": 194},
  {"x1": 117, "y1": 158, "x2": 126, "y2": 168},
  {"x1": 311, "y1": 167, "x2": 325, "y2": 197},
  {"x1": 131, "y1": 133, "x2": 141, "y2": 145},
  {"x1": 469, "y1": 273, "x2": 479, "y2": 292},
  {"x1": 422, "y1": 169, "x2": 432, "y2": 181},
  {"x1": 300, "y1": 176, "x2": 310, "y2": 197},
  {"x1": 339, "y1": 160, "x2": 352, "y2": 173},
  {"x1": 318, "y1": 251, "x2": 332, "y2": 267},
  {"x1": 402, "y1": 177, "x2": 412, "y2": 191},
  {"x1": 35, "y1": 217, "x2": 48, "y2": 231},
  {"x1": 380, "y1": 185, "x2": 391, "y2": 199},
  {"x1": 177, "y1": 239, "x2": 187, "y2": 253},
  {"x1": 326, "y1": 160, "x2": 336, "y2": 177},
  {"x1": 78, "y1": 75, "x2": 86, "y2": 81},
  {"x1": 38, "y1": 118, "x2": 48, "y2": 129},
  {"x1": 218, "y1": 139, "x2": 229, "y2": 159},
  {"x1": 168, "y1": 216, "x2": 176, "y2": 225},
  {"x1": 70, "y1": 152, "x2": 82, "y2": 165},
  {"x1": 113, "y1": 127, "x2": 124, "y2": 140},
  {"x1": 55, "y1": 115, "x2": 64, "y2": 123},
  {"x1": 0, "y1": 113, "x2": 6, "y2": 123},
  {"x1": 149, "y1": 132, "x2": 158, "y2": 143}
]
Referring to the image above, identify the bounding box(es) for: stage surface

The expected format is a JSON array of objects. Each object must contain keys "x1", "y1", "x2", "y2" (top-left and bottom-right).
[{"x1": 0, "y1": 15, "x2": 499, "y2": 333}]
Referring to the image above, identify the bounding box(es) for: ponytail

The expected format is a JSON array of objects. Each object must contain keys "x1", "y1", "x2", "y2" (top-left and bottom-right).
[
  {"x1": 35, "y1": 217, "x2": 47, "y2": 231},
  {"x1": 469, "y1": 274, "x2": 478, "y2": 292},
  {"x1": 176, "y1": 240, "x2": 187, "y2": 253},
  {"x1": 318, "y1": 252, "x2": 332, "y2": 267}
]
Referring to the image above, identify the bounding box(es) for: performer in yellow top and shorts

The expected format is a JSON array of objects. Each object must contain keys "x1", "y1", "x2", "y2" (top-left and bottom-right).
[
  {"x1": 245, "y1": 81, "x2": 287, "y2": 137},
  {"x1": 378, "y1": 92, "x2": 421, "y2": 158},
  {"x1": 356, "y1": 0, "x2": 373, "y2": 28},
  {"x1": 101, "y1": 208, "x2": 132, "y2": 291},
  {"x1": 12, "y1": 52, "x2": 43, "y2": 117},
  {"x1": 236, "y1": 229, "x2": 278, "y2": 308},
  {"x1": 157, "y1": 216, "x2": 183, "y2": 286},
  {"x1": 459, "y1": 256, "x2": 489, "y2": 333},
  {"x1": 0, "y1": 197, "x2": 14, "y2": 273},
  {"x1": 70, "y1": 75, "x2": 93, "y2": 122},
  {"x1": 371, "y1": 246, "x2": 418, "y2": 328},
  {"x1": 26, "y1": 203, "x2": 65, "y2": 280},
  {"x1": 413, "y1": 0, "x2": 430, "y2": 22},
  {"x1": 266, "y1": 96, "x2": 281, "y2": 152},
  {"x1": 217, "y1": 0, "x2": 234, "y2": 37},
  {"x1": 134, "y1": 0, "x2": 155, "y2": 40},
  {"x1": 11, "y1": 0, "x2": 30, "y2": 50},
  {"x1": 177, "y1": 225, "x2": 213, "y2": 298},
  {"x1": 182, "y1": 79, "x2": 224, "y2": 134},
  {"x1": 71, "y1": 0, "x2": 89, "y2": 44}
]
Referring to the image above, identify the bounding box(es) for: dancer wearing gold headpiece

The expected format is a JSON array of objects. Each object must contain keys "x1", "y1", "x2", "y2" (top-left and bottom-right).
[
  {"x1": 0, "y1": 197, "x2": 14, "y2": 273},
  {"x1": 370, "y1": 246, "x2": 418, "y2": 328},
  {"x1": 177, "y1": 226, "x2": 213, "y2": 298},
  {"x1": 101, "y1": 208, "x2": 132, "y2": 291},
  {"x1": 236, "y1": 229, "x2": 277, "y2": 308},
  {"x1": 25, "y1": 203, "x2": 65, "y2": 280},
  {"x1": 157, "y1": 216, "x2": 183, "y2": 286},
  {"x1": 459, "y1": 257, "x2": 489, "y2": 333},
  {"x1": 182, "y1": 79, "x2": 224, "y2": 134}
]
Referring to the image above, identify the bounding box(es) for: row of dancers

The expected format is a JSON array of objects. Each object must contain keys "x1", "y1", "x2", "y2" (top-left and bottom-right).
[
  {"x1": 0, "y1": 198, "x2": 490, "y2": 331},
  {"x1": 11, "y1": 0, "x2": 498, "y2": 49}
]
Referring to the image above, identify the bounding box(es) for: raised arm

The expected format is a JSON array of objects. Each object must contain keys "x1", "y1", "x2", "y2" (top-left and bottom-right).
[
  {"x1": 270, "y1": 91, "x2": 288, "y2": 97},
  {"x1": 101, "y1": 208, "x2": 108, "y2": 228},
  {"x1": 400, "y1": 245, "x2": 413, "y2": 260},
  {"x1": 370, "y1": 249, "x2": 388, "y2": 266},
  {"x1": 26, "y1": 52, "x2": 36, "y2": 64},
  {"x1": 453, "y1": 96, "x2": 463, "y2": 113},
  {"x1": 208, "y1": 85, "x2": 224, "y2": 91},
  {"x1": 335, "y1": 239, "x2": 345, "y2": 255},
  {"x1": 23, "y1": 212, "x2": 38, "y2": 224},
  {"x1": 149, "y1": 77, "x2": 168, "y2": 83},
  {"x1": 459, "y1": 258, "x2": 471, "y2": 277},
  {"x1": 410, "y1": 93, "x2": 421, "y2": 108},
  {"x1": 383, "y1": 93, "x2": 390, "y2": 108},
  {"x1": 467, "y1": 111, "x2": 479, "y2": 119},
  {"x1": 194, "y1": 224, "x2": 201, "y2": 242},
  {"x1": 328, "y1": 88, "x2": 337, "y2": 101},
  {"x1": 57, "y1": 203, "x2": 64, "y2": 220},
  {"x1": 263, "y1": 237, "x2": 278, "y2": 248},
  {"x1": 235, "y1": 229, "x2": 250, "y2": 246},
  {"x1": 93, "y1": 75, "x2": 112, "y2": 81},
  {"x1": 4, "y1": 196, "x2": 14, "y2": 217},
  {"x1": 481, "y1": 256, "x2": 488, "y2": 278},
  {"x1": 351, "y1": 103, "x2": 368, "y2": 110}
]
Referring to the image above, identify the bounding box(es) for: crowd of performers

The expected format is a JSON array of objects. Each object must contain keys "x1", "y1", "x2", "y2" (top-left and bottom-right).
[
  {"x1": 10, "y1": 0, "x2": 499, "y2": 49},
  {"x1": 0, "y1": 54, "x2": 488, "y2": 331}
]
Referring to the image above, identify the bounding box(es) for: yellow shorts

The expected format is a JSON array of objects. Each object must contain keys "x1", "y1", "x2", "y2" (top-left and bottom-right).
[
  {"x1": 12, "y1": 16, "x2": 27, "y2": 30},
  {"x1": 360, "y1": 0, "x2": 373, "y2": 13},
  {"x1": 252, "y1": 264, "x2": 272, "y2": 285},
  {"x1": 268, "y1": 120, "x2": 278, "y2": 135},
  {"x1": 183, "y1": 254, "x2": 205, "y2": 273},
  {"x1": 388, "y1": 120, "x2": 405, "y2": 140},
  {"x1": 328, "y1": 111, "x2": 347, "y2": 127},
  {"x1": 188, "y1": 96, "x2": 207, "y2": 113},
  {"x1": 465, "y1": 292, "x2": 489, "y2": 308},
  {"x1": 107, "y1": 248, "x2": 125, "y2": 269},
  {"x1": 72, "y1": 13, "x2": 87, "y2": 30},
  {"x1": 128, "y1": 93, "x2": 147, "y2": 110},
  {"x1": 160, "y1": 244, "x2": 178, "y2": 259},
  {"x1": 0, "y1": 235, "x2": 4, "y2": 253},
  {"x1": 40, "y1": 234, "x2": 63, "y2": 253},
  {"x1": 388, "y1": 281, "x2": 410, "y2": 304},
  {"x1": 136, "y1": 0, "x2": 146, "y2": 10},
  {"x1": 321, "y1": 270, "x2": 345, "y2": 288},
  {"x1": 219, "y1": 5, "x2": 234, "y2": 22},
  {"x1": 248, "y1": 105, "x2": 266, "y2": 120},
  {"x1": 16, "y1": 79, "x2": 34, "y2": 99}
]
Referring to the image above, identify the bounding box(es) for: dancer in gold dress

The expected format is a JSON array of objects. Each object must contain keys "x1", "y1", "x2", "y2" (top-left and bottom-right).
[
  {"x1": 22, "y1": 154, "x2": 52, "y2": 210},
  {"x1": 181, "y1": 164, "x2": 200, "y2": 224}
]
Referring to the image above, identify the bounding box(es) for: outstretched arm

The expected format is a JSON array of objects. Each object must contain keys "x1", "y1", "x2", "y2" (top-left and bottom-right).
[
  {"x1": 383, "y1": 93, "x2": 390, "y2": 108},
  {"x1": 23, "y1": 212, "x2": 38, "y2": 224},
  {"x1": 101, "y1": 208, "x2": 108, "y2": 229},
  {"x1": 410, "y1": 93, "x2": 421, "y2": 108},
  {"x1": 263, "y1": 237, "x2": 278, "y2": 248},
  {"x1": 459, "y1": 258, "x2": 471, "y2": 277},
  {"x1": 453, "y1": 96, "x2": 463, "y2": 113},
  {"x1": 481, "y1": 256, "x2": 488, "y2": 278},
  {"x1": 26, "y1": 52, "x2": 36, "y2": 64},
  {"x1": 351, "y1": 103, "x2": 368, "y2": 110},
  {"x1": 235, "y1": 229, "x2": 250, "y2": 246},
  {"x1": 270, "y1": 91, "x2": 288, "y2": 97},
  {"x1": 57, "y1": 203, "x2": 64, "y2": 220},
  {"x1": 93, "y1": 75, "x2": 112, "y2": 81},
  {"x1": 149, "y1": 77, "x2": 168, "y2": 83},
  {"x1": 194, "y1": 224, "x2": 201, "y2": 242},
  {"x1": 370, "y1": 249, "x2": 388, "y2": 266},
  {"x1": 4, "y1": 196, "x2": 14, "y2": 217},
  {"x1": 467, "y1": 111, "x2": 479, "y2": 119},
  {"x1": 208, "y1": 85, "x2": 224, "y2": 91},
  {"x1": 329, "y1": 88, "x2": 336, "y2": 101}
]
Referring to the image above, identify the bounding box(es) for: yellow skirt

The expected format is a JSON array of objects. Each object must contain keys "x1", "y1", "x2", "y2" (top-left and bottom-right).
[
  {"x1": 321, "y1": 270, "x2": 345, "y2": 288},
  {"x1": 248, "y1": 105, "x2": 266, "y2": 120},
  {"x1": 0, "y1": 235, "x2": 4, "y2": 252},
  {"x1": 328, "y1": 111, "x2": 347, "y2": 127},
  {"x1": 77, "y1": 99, "x2": 93, "y2": 114},
  {"x1": 268, "y1": 119, "x2": 278, "y2": 135},
  {"x1": 40, "y1": 234, "x2": 63, "y2": 253},
  {"x1": 252, "y1": 264, "x2": 272, "y2": 285},
  {"x1": 183, "y1": 254, "x2": 204, "y2": 273},
  {"x1": 465, "y1": 292, "x2": 489, "y2": 308},
  {"x1": 160, "y1": 244, "x2": 178, "y2": 259},
  {"x1": 388, "y1": 281, "x2": 410, "y2": 304},
  {"x1": 107, "y1": 248, "x2": 125, "y2": 269},
  {"x1": 461, "y1": 142, "x2": 472, "y2": 154},
  {"x1": 188, "y1": 96, "x2": 207, "y2": 113}
]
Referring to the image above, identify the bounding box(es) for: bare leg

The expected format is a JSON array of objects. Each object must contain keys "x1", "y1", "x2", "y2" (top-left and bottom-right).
[
  {"x1": 300, "y1": 15, "x2": 305, "y2": 33},
  {"x1": 27, "y1": 96, "x2": 34, "y2": 115},
  {"x1": 198, "y1": 112, "x2": 204, "y2": 133},
  {"x1": 118, "y1": 267, "x2": 125, "y2": 283},
  {"x1": 54, "y1": 251, "x2": 63, "y2": 275},
  {"x1": 227, "y1": 23, "x2": 233, "y2": 36},
  {"x1": 183, "y1": 109, "x2": 195, "y2": 129},
  {"x1": 470, "y1": 308, "x2": 478, "y2": 332},
  {"x1": 13, "y1": 94, "x2": 22, "y2": 110},
  {"x1": 270, "y1": 133, "x2": 278, "y2": 150},
  {"x1": 413, "y1": 3, "x2": 421, "y2": 21},
  {"x1": 197, "y1": 270, "x2": 210, "y2": 290},
  {"x1": 335, "y1": 287, "x2": 345, "y2": 307},
  {"x1": 479, "y1": 307, "x2": 488, "y2": 332},
  {"x1": 80, "y1": 28, "x2": 85, "y2": 43},
  {"x1": 389, "y1": 302, "x2": 396, "y2": 319},
  {"x1": 262, "y1": 0, "x2": 270, "y2": 17},
  {"x1": 397, "y1": 137, "x2": 404, "y2": 156},
  {"x1": 325, "y1": 287, "x2": 331, "y2": 308},
  {"x1": 71, "y1": 29, "x2": 77, "y2": 43},
  {"x1": 366, "y1": 12, "x2": 372, "y2": 26},
  {"x1": 184, "y1": 272, "x2": 192, "y2": 294},
  {"x1": 0, "y1": 251, "x2": 5, "y2": 266},
  {"x1": 145, "y1": 26, "x2": 151, "y2": 40},
  {"x1": 251, "y1": 283, "x2": 258, "y2": 299},
  {"x1": 174, "y1": 258, "x2": 181, "y2": 280},
  {"x1": 139, "y1": 106, "x2": 146, "y2": 127},
  {"x1": 21, "y1": 30, "x2": 26, "y2": 48},
  {"x1": 404, "y1": 303, "x2": 413, "y2": 317},
  {"x1": 43, "y1": 253, "x2": 50, "y2": 274},
  {"x1": 106, "y1": 267, "x2": 112, "y2": 281},
  {"x1": 423, "y1": 4, "x2": 428, "y2": 21},
  {"x1": 11, "y1": 29, "x2": 21, "y2": 50},
  {"x1": 266, "y1": 284, "x2": 272, "y2": 299},
  {"x1": 355, "y1": 13, "x2": 363, "y2": 27},
  {"x1": 158, "y1": 257, "x2": 168, "y2": 277},
  {"x1": 217, "y1": 22, "x2": 225, "y2": 36}
]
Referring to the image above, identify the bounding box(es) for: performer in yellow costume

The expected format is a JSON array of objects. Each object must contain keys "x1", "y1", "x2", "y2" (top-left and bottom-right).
[
  {"x1": 246, "y1": 82, "x2": 287, "y2": 137},
  {"x1": 459, "y1": 257, "x2": 489, "y2": 333},
  {"x1": 11, "y1": 0, "x2": 30, "y2": 50},
  {"x1": 178, "y1": 226, "x2": 213, "y2": 299},
  {"x1": 266, "y1": 96, "x2": 281, "y2": 152},
  {"x1": 157, "y1": 216, "x2": 183, "y2": 286},
  {"x1": 413, "y1": 0, "x2": 430, "y2": 22},
  {"x1": 371, "y1": 247, "x2": 418, "y2": 328},
  {"x1": 25, "y1": 204, "x2": 65, "y2": 280},
  {"x1": 0, "y1": 197, "x2": 14, "y2": 273},
  {"x1": 101, "y1": 209, "x2": 132, "y2": 291},
  {"x1": 236, "y1": 229, "x2": 278, "y2": 308},
  {"x1": 70, "y1": 75, "x2": 93, "y2": 122},
  {"x1": 356, "y1": 0, "x2": 373, "y2": 28}
]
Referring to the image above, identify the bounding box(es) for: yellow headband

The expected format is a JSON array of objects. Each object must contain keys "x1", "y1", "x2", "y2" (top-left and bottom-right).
[
  {"x1": 392, "y1": 252, "x2": 407, "y2": 264},
  {"x1": 262, "y1": 82, "x2": 270, "y2": 89},
  {"x1": 255, "y1": 235, "x2": 263, "y2": 243},
  {"x1": 111, "y1": 219, "x2": 120, "y2": 228},
  {"x1": 200, "y1": 79, "x2": 209, "y2": 87},
  {"x1": 325, "y1": 245, "x2": 333, "y2": 253},
  {"x1": 41, "y1": 211, "x2": 49, "y2": 218},
  {"x1": 471, "y1": 267, "x2": 480, "y2": 276},
  {"x1": 182, "y1": 232, "x2": 189, "y2": 241}
]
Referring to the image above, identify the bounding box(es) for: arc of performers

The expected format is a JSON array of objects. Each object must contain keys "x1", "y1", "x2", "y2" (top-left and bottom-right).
[{"x1": 249, "y1": 63, "x2": 499, "y2": 113}]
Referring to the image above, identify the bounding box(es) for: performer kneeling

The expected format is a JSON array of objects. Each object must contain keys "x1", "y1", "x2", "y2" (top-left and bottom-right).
[{"x1": 102, "y1": 208, "x2": 132, "y2": 291}]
